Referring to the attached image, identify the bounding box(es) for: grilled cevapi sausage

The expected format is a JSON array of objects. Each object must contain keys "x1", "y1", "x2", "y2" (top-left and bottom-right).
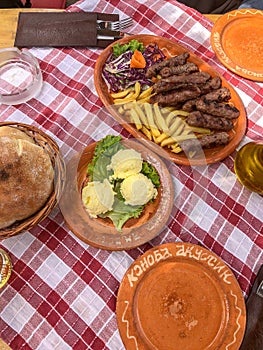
[
  {"x1": 145, "y1": 52, "x2": 241, "y2": 151},
  {"x1": 202, "y1": 87, "x2": 231, "y2": 103},
  {"x1": 151, "y1": 86, "x2": 201, "y2": 106},
  {"x1": 181, "y1": 84, "x2": 230, "y2": 112},
  {"x1": 186, "y1": 111, "x2": 234, "y2": 131},
  {"x1": 159, "y1": 62, "x2": 199, "y2": 78},
  {"x1": 179, "y1": 132, "x2": 230, "y2": 152},
  {"x1": 195, "y1": 99, "x2": 240, "y2": 119},
  {"x1": 198, "y1": 76, "x2": 222, "y2": 95},
  {"x1": 152, "y1": 72, "x2": 211, "y2": 93},
  {"x1": 146, "y1": 52, "x2": 190, "y2": 79}
]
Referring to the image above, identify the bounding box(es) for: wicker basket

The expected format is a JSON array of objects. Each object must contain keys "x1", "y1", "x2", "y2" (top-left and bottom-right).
[{"x1": 0, "y1": 122, "x2": 64, "y2": 239}]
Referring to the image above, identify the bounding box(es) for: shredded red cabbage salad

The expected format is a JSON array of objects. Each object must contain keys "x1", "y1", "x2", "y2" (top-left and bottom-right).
[{"x1": 102, "y1": 43, "x2": 166, "y2": 93}]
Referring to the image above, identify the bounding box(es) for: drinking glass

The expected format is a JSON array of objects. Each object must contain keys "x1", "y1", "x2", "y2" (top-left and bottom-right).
[
  {"x1": 0, "y1": 48, "x2": 42, "y2": 105},
  {"x1": 234, "y1": 141, "x2": 263, "y2": 194}
]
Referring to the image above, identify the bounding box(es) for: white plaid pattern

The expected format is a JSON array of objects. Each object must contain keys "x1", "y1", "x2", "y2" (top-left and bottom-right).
[{"x1": 0, "y1": 1, "x2": 262, "y2": 349}]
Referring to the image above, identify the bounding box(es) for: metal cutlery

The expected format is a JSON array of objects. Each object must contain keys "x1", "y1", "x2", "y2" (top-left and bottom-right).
[
  {"x1": 97, "y1": 16, "x2": 133, "y2": 31},
  {"x1": 97, "y1": 31, "x2": 132, "y2": 43},
  {"x1": 97, "y1": 33, "x2": 122, "y2": 41}
]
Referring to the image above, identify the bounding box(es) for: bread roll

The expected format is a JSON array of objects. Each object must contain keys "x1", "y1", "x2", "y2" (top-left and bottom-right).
[
  {"x1": 0, "y1": 126, "x2": 35, "y2": 143},
  {"x1": 0, "y1": 137, "x2": 54, "y2": 229}
]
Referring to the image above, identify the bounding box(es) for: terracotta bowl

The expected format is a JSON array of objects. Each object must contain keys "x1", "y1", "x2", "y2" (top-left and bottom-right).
[
  {"x1": 58, "y1": 138, "x2": 174, "y2": 250},
  {"x1": 94, "y1": 34, "x2": 247, "y2": 166},
  {"x1": 211, "y1": 9, "x2": 263, "y2": 81},
  {"x1": 117, "y1": 242, "x2": 246, "y2": 350}
]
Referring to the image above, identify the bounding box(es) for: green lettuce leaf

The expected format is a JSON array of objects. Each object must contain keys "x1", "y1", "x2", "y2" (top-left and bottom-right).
[
  {"x1": 85, "y1": 135, "x2": 160, "y2": 231},
  {"x1": 112, "y1": 39, "x2": 144, "y2": 57},
  {"x1": 88, "y1": 135, "x2": 124, "y2": 181},
  {"x1": 99, "y1": 197, "x2": 143, "y2": 231},
  {"x1": 141, "y1": 161, "x2": 160, "y2": 187}
]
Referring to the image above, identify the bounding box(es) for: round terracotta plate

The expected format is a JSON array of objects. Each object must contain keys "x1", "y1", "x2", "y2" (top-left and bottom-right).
[
  {"x1": 94, "y1": 34, "x2": 247, "y2": 166},
  {"x1": 211, "y1": 9, "x2": 263, "y2": 81},
  {"x1": 58, "y1": 138, "x2": 174, "y2": 250},
  {"x1": 116, "y1": 242, "x2": 246, "y2": 350}
]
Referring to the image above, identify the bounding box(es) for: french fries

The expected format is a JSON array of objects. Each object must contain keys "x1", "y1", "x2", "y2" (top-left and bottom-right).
[
  {"x1": 118, "y1": 101, "x2": 213, "y2": 155},
  {"x1": 111, "y1": 83, "x2": 155, "y2": 104},
  {"x1": 144, "y1": 103, "x2": 161, "y2": 138},
  {"x1": 110, "y1": 82, "x2": 212, "y2": 155}
]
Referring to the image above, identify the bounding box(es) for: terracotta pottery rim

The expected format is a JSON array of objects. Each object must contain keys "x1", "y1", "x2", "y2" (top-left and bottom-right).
[
  {"x1": 116, "y1": 242, "x2": 246, "y2": 350},
  {"x1": 211, "y1": 9, "x2": 263, "y2": 82}
]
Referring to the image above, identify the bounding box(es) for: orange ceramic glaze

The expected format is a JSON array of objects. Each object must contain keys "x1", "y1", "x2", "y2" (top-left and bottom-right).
[
  {"x1": 116, "y1": 243, "x2": 246, "y2": 350},
  {"x1": 134, "y1": 261, "x2": 227, "y2": 350},
  {"x1": 223, "y1": 18, "x2": 263, "y2": 71},
  {"x1": 211, "y1": 9, "x2": 263, "y2": 81}
]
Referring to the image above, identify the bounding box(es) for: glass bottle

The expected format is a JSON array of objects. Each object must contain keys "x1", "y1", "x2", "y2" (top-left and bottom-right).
[
  {"x1": 234, "y1": 141, "x2": 263, "y2": 194},
  {"x1": 0, "y1": 249, "x2": 12, "y2": 288}
]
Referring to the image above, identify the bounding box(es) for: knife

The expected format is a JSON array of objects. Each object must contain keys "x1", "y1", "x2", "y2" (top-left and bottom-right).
[{"x1": 97, "y1": 29, "x2": 122, "y2": 41}]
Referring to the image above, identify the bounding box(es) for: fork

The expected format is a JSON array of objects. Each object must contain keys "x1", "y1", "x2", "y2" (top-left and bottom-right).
[{"x1": 97, "y1": 17, "x2": 133, "y2": 31}]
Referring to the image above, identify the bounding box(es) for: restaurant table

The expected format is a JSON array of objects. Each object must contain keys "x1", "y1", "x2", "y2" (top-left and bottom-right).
[
  {"x1": 0, "y1": 8, "x2": 63, "y2": 49},
  {"x1": 0, "y1": 0, "x2": 262, "y2": 349},
  {"x1": 0, "y1": 8, "x2": 221, "y2": 49}
]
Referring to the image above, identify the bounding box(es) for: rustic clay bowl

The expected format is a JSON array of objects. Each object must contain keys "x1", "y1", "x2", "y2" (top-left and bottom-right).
[
  {"x1": 58, "y1": 138, "x2": 174, "y2": 250},
  {"x1": 211, "y1": 9, "x2": 263, "y2": 81},
  {"x1": 117, "y1": 242, "x2": 246, "y2": 349}
]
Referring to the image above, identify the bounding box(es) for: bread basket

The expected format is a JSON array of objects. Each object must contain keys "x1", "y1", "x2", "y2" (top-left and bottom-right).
[{"x1": 0, "y1": 122, "x2": 64, "y2": 239}]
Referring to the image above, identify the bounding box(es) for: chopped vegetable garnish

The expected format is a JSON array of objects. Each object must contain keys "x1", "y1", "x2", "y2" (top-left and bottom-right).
[
  {"x1": 130, "y1": 50, "x2": 146, "y2": 69},
  {"x1": 102, "y1": 42, "x2": 166, "y2": 92}
]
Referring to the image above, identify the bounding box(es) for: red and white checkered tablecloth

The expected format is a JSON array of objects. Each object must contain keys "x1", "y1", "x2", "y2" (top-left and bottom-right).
[{"x1": 0, "y1": 0, "x2": 263, "y2": 349}]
